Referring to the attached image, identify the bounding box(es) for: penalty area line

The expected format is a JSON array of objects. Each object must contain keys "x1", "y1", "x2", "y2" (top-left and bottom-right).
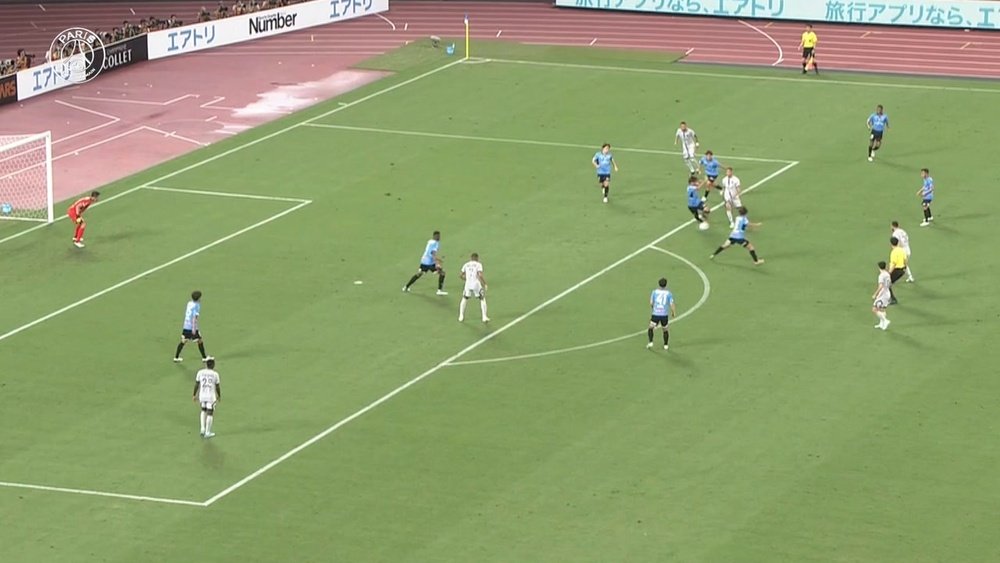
[
  {"x1": 201, "y1": 160, "x2": 799, "y2": 506},
  {"x1": 0, "y1": 480, "x2": 206, "y2": 507}
]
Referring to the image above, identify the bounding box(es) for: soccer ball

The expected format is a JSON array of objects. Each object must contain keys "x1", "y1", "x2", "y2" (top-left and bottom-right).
[
  {"x1": 699, "y1": 222, "x2": 710, "y2": 231},
  {"x1": 0, "y1": 203, "x2": 11, "y2": 215}
]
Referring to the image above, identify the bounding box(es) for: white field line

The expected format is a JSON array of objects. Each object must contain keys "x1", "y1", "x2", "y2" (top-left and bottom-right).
[
  {"x1": 0, "y1": 199, "x2": 311, "y2": 345},
  {"x1": 487, "y1": 58, "x2": 1000, "y2": 94},
  {"x1": 52, "y1": 100, "x2": 121, "y2": 144},
  {"x1": 301, "y1": 123, "x2": 793, "y2": 164},
  {"x1": 70, "y1": 94, "x2": 199, "y2": 106},
  {"x1": 738, "y1": 19, "x2": 784, "y2": 66},
  {"x1": 144, "y1": 126, "x2": 208, "y2": 147},
  {"x1": 448, "y1": 245, "x2": 712, "y2": 366},
  {"x1": 0, "y1": 481, "x2": 205, "y2": 507},
  {"x1": 0, "y1": 59, "x2": 464, "y2": 250},
  {"x1": 145, "y1": 185, "x2": 311, "y2": 204},
  {"x1": 201, "y1": 160, "x2": 799, "y2": 507}
]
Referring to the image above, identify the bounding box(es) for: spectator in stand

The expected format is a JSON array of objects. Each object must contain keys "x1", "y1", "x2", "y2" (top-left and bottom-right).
[
  {"x1": 215, "y1": 1, "x2": 229, "y2": 18},
  {"x1": 167, "y1": 14, "x2": 183, "y2": 27},
  {"x1": 198, "y1": 7, "x2": 212, "y2": 22},
  {"x1": 15, "y1": 49, "x2": 34, "y2": 71}
]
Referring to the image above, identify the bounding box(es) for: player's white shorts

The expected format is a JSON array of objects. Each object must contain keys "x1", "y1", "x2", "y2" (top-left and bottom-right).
[
  {"x1": 903, "y1": 247, "x2": 911, "y2": 258},
  {"x1": 873, "y1": 296, "x2": 890, "y2": 309},
  {"x1": 199, "y1": 399, "x2": 217, "y2": 410},
  {"x1": 724, "y1": 195, "x2": 742, "y2": 208},
  {"x1": 682, "y1": 143, "x2": 697, "y2": 159},
  {"x1": 463, "y1": 284, "x2": 484, "y2": 299}
]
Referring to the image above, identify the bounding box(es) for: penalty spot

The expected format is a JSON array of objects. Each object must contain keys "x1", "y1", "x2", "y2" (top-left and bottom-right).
[{"x1": 354, "y1": 280, "x2": 364, "y2": 285}]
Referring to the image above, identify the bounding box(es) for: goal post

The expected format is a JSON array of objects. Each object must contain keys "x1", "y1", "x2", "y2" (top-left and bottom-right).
[{"x1": 0, "y1": 132, "x2": 54, "y2": 223}]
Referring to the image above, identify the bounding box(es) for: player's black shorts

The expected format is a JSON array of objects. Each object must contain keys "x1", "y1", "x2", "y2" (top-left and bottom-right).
[
  {"x1": 650, "y1": 315, "x2": 669, "y2": 327},
  {"x1": 597, "y1": 174, "x2": 611, "y2": 183},
  {"x1": 922, "y1": 198, "x2": 933, "y2": 205},
  {"x1": 181, "y1": 329, "x2": 203, "y2": 341},
  {"x1": 419, "y1": 263, "x2": 440, "y2": 273},
  {"x1": 889, "y1": 269, "x2": 906, "y2": 284},
  {"x1": 728, "y1": 237, "x2": 750, "y2": 247},
  {"x1": 870, "y1": 130, "x2": 884, "y2": 141},
  {"x1": 802, "y1": 47, "x2": 815, "y2": 59},
  {"x1": 688, "y1": 205, "x2": 703, "y2": 218},
  {"x1": 706, "y1": 175, "x2": 718, "y2": 183}
]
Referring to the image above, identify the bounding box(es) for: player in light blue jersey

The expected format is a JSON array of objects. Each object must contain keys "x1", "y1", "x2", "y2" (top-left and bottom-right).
[
  {"x1": 867, "y1": 104, "x2": 889, "y2": 161},
  {"x1": 710, "y1": 206, "x2": 764, "y2": 265},
  {"x1": 403, "y1": 230, "x2": 447, "y2": 295},
  {"x1": 698, "y1": 150, "x2": 722, "y2": 200},
  {"x1": 917, "y1": 168, "x2": 934, "y2": 226},
  {"x1": 686, "y1": 176, "x2": 708, "y2": 225},
  {"x1": 173, "y1": 290, "x2": 212, "y2": 363},
  {"x1": 647, "y1": 277, "x2": 677, "y2": 350},
  {"x1": 592, "y1": 143, "x2": 619, "y2": 204}
]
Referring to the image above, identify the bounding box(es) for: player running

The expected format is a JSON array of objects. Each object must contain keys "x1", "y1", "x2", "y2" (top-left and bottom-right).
[
  {"x1": 867, "y1": 104, "x2": 889, "y2": 162},
  {"x1": 709, "y1": 207, "x2": 764, "y2": 265},
  {"x1": 403, "y1": 231, "x2": 447, "y2": 295},
  {"x1": 192, "y1": 358, "x2": 222, "y2": 438},
  {"x1": 674, "y1": 121, "x2": 699, "y2": 174},
  {"x1": 890, "y1": 221, "x2": 914, "y2": 282},
  {"x1": 721, "y1": 167, "x2": 742, "y2": 228},
  {"x1": 67, "y1": 190, "x2": 99, "y2": 248},
  {"x1": 917, "y1": 168, "x2": 934, "y2": 226},
  {"x1": 647, "y1": 277, "x2": 677, "y2": 350},
  {"x1": 458, "y1": 252, "x2": 489, "y2": 323},
  {"x1": 592, "y1": 143, "x2": 619, "y2": 204},
  {"x1": 872, "y1": 261, "x2": 892, "y2": 330},
  {"x1": 699, "y1": 150, "x2": 722, "y2": 201},
  {"x1": 174, "y1": 290, "x2": 212, "y2": 363},
  {"x1": 686, "y1": 176, "x2": 708, "y2": 226}
]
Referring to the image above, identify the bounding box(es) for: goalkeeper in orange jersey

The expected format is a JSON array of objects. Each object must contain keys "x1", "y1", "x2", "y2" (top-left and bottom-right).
[{"x1": 67, "y1": 191, "x2": 99, "y2": 248}]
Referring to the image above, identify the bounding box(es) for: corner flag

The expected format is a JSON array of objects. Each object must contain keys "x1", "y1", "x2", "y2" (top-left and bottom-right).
[{"x1": 464, "y1": 14, "x2": 470, "y2": 60}]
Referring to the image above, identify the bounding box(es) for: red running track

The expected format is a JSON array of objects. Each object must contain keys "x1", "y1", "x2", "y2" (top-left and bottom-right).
[{"x1": 0, "y1": 1, "x2": 997, "y2": 205}]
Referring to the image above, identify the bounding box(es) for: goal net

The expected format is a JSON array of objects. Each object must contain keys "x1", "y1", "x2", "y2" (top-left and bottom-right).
[{"x1": 0, "y1": 132, "x2": 54, "y2": 223}]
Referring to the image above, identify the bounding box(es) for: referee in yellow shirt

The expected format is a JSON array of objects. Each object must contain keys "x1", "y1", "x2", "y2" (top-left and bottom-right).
[
  {"x1": 799, "y1": 24, "x2": 819, "y2": 75},
  {"x1": 888, "y1": 236, "x2": 907, "y2": 304}
]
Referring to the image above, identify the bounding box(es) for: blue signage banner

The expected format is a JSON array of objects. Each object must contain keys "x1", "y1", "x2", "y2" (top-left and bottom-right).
[{"x1": 554, "y1": 0, "x2": 1000, "y2": 30}]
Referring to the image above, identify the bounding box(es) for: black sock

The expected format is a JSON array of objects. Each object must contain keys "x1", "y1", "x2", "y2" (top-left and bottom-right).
[
  {"x1": 647, "y1": 328, "x2": 654, "y2": 343},
  {"x1": 663, "y1": 329, "x2": 669, "y2": 346},
  {"x1": 813, "y1": 63, "x2": 819, "y2": 73},
  {"x1": 198, "y1": 342, "x2": 207, "y2": 359},
  {"x1": 438, "y1": 275, "x2": 445, "y2": 290},
  {"x1": 923, "y1": 207, "x2": 931, "y2": 220},
  {"x1": 174, "y1": 342, "x2": 185, "y2": 359},
  {"x1": 750, "y1": 250, "x2": 759, "y2": 262},
  {"x1": 405, "y1": 274, "x2": 420, "y2": 288},
  {"x1": 868, "y1": 142, "x2": 874, "y2": 157},
  {"x1": 874, "y1": 144, "x2": 880, "y2": 152},
  {"x1": 712, "y1": 246, "x2": 724, "y2": 256},
  {"x1": 802, "y1": 62, "x2": 807, "y2": 72},
  {"x1": 603, "y1": 187, "x2": 609, "y2": 198}
]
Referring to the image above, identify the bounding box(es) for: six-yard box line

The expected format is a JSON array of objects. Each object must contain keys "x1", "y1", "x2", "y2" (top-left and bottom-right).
[{"x1": 0, "y1": 57, "x2": 806, "y2": 508}]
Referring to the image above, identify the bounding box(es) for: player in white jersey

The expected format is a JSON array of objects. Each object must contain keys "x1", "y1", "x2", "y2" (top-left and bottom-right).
[
  {"x1": 871, "y1": 261, "x2": 892, "y2": 330},
  {"x1": 458, "y1": 253, "x2": 489, "y2": 323},
  {"x1": 890, "y1": 221, "x2": 914, "y2": 282},
  {"x1": 674, "y1": 121, "x2": 699, "y2": 174},
  {"x1": 192, "y1": 358, "x2": 222, "y2": 438},
  {"x1": 720, "y1": 167, "x2": 742, "y2": 227}
]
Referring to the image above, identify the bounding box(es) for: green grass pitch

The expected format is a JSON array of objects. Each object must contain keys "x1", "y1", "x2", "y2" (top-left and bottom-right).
[{"x1": 1, "y1": 41, "x2": 999, "y2": 562}]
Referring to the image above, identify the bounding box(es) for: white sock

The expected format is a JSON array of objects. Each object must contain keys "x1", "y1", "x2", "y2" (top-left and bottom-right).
[
  {"x1": 906, "y1": 267, "x2": 914, "y2": 279},
  {"x1": 877, "y1": 311, "x2": 887, "y2": 324},
  {"x1": 480, "y1": 298, "x2": 488, "y2": 319},
  {"x1": 200, "y1": 410, "x2": 207, "y2": 433},
  {"x1": 726, "y1": 209, "x2": 734, "y2": 224},
  {"x1": 206, "y1": 415, "x2": 214, "y2": 434},
  {"x1": 459, "y1": 297, "x2": 468, "y2": 318}
]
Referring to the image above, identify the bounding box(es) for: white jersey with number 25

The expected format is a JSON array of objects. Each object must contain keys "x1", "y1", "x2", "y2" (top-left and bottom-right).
[{"x1": 196, "y1": 368, "x2": 220, "y2": 403}]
